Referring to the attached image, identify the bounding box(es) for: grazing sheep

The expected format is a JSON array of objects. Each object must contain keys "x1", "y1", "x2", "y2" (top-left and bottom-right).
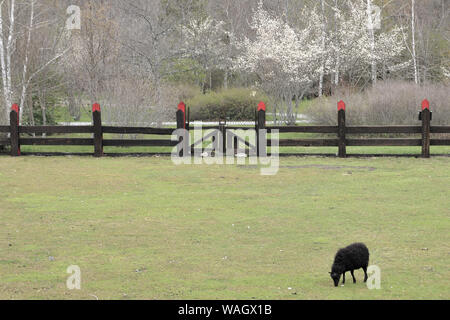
[{"x1": 329, "y1": 243, "x2": 369, "y2": 287}]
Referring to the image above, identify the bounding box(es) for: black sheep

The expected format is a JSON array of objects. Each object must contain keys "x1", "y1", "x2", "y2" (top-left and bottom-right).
[{"x1": 329, "y1": 243, "x2": 369, "y2": 287}]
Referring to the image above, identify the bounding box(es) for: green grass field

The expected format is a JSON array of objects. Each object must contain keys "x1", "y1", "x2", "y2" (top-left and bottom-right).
[{"x1": 0, "y1": 156, "x2": 449, "y2": 300}]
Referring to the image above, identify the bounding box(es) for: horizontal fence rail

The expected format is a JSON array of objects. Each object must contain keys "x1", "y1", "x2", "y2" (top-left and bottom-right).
[
  {"x1": 267, "y1": 126, "x2": 338, "y2": 133},
  {"x1": 346, "y1": 126, "x2": 422, "y2": 134},
  {"x1": 20, "y1": 138, "x2": 94, "y2": 146},
  {"x1": 431, "y1": 139, "x2": 450, "y2": 145},
  {"x1": 346, "y1": 139, "x2": 422, "y2": 146},
  {"x1": 431, "y1": 126, "x2": 450, "y2": 133},
  {"x1": 102, "y1": 126, "x2": 174, "y2": 135},
  {"x1": 19, "y1": 126, "x2": 94, "y2": 134},
  {"x1": 102, "y1": 139, "x2": 178, "y2": 147},
  {"x1": 0, "y1": 99, "x2": 449, "y2": 158},
  {"x1": 268, "y1": 139, "x2": 339, "y2": 147}
]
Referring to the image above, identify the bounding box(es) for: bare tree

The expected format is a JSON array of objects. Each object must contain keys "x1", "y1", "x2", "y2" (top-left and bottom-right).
[
  {"x1": 63, "y1": 0, "x2": 120, "y2": 106},
  {"x1": 118, "y1": 0, "x2": 206, "y2": 123},
  {"x1": 0, "y1": 0, "x2": 69, "y2": 124}
]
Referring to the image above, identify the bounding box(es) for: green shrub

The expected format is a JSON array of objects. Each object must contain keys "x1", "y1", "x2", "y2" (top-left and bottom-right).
[
  {"x1": 20, "y1": 88, "x2": 68, "y2": 126},
  {"x1": 186, "y1": 88, "x2": 267, "y2": 121}
]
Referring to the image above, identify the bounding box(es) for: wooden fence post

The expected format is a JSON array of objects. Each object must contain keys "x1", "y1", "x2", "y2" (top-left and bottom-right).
[
  {"x1": 257, "y1": 101, "x2": 266, "y2": 157},
  {"x1": 338, "y1": 100, "x2": 347, "y2": 158},
  {"x1": 421, "y1": 99, "x2": 431, "y2": 158},
  {"x1": 177, "y1": 102, "x2": 186, "y2": 130},
  {"x1": 92, "y1": 103, "x2": 103, "y2": 157},
  {"x1": 10, "y1": 104, "x2": 20, "y2": 156},
  {"x1": 176, "y1": 102, "x2": 188, "y2": 157},
  {"x1": 219, "y1": 121, "x2": 226, "y2": 157}
]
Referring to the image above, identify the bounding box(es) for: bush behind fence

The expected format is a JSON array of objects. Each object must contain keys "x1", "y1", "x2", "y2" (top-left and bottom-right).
[{"x1": 306, "y1": 81, "x2": 450, "y2": 126}]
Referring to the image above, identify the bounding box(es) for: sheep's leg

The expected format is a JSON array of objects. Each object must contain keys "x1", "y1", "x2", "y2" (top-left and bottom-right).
[
  {"x1": 342, "y1": 272, "x2": 345, "y2": 284},
  {"x1": 363, "y1": 266, "x2": 368, "y2": 282},
  {"x1": 351, "y1": 270, "x2": 356, "y2": 283}
]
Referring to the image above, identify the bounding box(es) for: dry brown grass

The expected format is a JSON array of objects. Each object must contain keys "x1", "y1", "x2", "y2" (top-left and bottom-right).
[{"x1": 306, "y1": 81, "x2": 450, "y2": 126}]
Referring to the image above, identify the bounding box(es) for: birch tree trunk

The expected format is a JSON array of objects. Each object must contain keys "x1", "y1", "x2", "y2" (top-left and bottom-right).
[
  {"x1": 27, "y1": 92, "x2": 35, "y2": 136},
  {"x1": 318, "y1": 0, "x2": 326, "y2": 97},
  {"x1": 334, "y1": 0, "x2": 340, "y2": 87},
  {"x1": 224, "y1": 69, "x2": 228, "y2": 89},
  {"x1": 411, "y1": 0, "x2": 419, "y2": 85},
  {"x1": 0, "y1": 0, "x2": 15, "y2": 121},
  {"x1": 19, "y1": 0, "x2": 35, "y2": 122},
  {"x1": 366, "y1": 0, "x2": 377, "y2": 84},
  {"x1": 0, "y1": 2, "x2": 8, "y2": 123},
  {"x1": 0, "y1": 0, "x2": 65, "y2": 124},
  {"x1": 38, "y1": 90, "x2": 47, "y2": 136},
  {"x1": 6, "y1": 0, "x2": 15, "y2": 104}
]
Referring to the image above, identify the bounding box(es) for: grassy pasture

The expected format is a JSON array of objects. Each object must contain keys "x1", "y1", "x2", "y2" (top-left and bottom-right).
[{"x1": 0, "y1": 156, "x2": 449, "y2": 300}]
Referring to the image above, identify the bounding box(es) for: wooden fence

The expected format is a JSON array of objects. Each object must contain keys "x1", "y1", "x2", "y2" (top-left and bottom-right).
[
  {"x1": 262, "y1": 99, "x2": 450, "y2": 158},
  {"x1": 0, "y1": 99, "x2": 449, "y2": 158}
]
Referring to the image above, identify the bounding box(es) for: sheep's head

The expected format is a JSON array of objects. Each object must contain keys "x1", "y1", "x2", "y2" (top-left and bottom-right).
[{"x1": 329, "y1": 272, "x2": 341, "y2": 287}]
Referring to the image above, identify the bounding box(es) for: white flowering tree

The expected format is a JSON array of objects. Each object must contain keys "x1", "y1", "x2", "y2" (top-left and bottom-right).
[
  {"x1": 182, "y1": 17, "x2": 229, "y2": 92},
  {"x1": 331, "y1": 0, "x2": 405, "y2": 86},
  {"x1": 236, "y1": 3, "x2": 324, "y2": 124},
  {"x1": 235, "y1": 1, "x2": 406, "y2": 123}
]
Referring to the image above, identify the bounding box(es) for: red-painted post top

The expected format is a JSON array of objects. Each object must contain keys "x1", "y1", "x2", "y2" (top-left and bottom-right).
[
  {"x1": 422, "y1": 99, "x2": 430, "y2": 110},
  {"x1": 178, "y1": 102, "x2": 186, "y2": 113},
  {"x1": 338, "y1": 100, "x2": 346, "y2": 111},
  {"x1": 258, "y1": 101, "x2": 266, "y2": 112},
  {"x1": 11, "y1": 104, "x2": 19, "y2": 113},
  {"x1": 92, "y1": 103, "x2": 101, "y2": 112}
]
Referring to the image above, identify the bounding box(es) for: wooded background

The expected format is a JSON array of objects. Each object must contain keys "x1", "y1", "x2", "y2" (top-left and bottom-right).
[{"x1": 0, "y1": 0, "x2": 448, "y2": 127}]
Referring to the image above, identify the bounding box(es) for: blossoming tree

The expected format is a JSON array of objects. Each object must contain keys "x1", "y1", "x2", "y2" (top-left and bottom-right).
[
  {"x1": 236, "y1": 2, "x2": 323, "y2": 124},
  {"x1": 236, "y1": 0, "x2": 405, "y2": 123}
]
